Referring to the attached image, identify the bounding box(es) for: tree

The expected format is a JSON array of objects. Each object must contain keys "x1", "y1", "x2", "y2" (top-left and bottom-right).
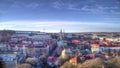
[
  {"x1": 26, "y1": 58, "x2": 38, "y2": 68},
  {"x1": 79, "y1": 58, "x2": 104, "y2": 68},
  {"x1": 58, "y1": 55, "x2": 70, "y2": 66},
  {"x1": 18, "y1": 63, "x2": 32, "y2": 68},
  {"x1": 60, "y1": 61, "x2": 77, "y2": 68},
  {"x1": 106, "y1": 57, "x2": 120, "y2": 68},
  {"x1": 0, "y1": 30, "x2": 15, "y2": 42}
]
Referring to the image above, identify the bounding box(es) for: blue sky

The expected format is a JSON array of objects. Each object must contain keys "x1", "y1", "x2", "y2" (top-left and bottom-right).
[{"x1": 0, "y1": 0, "x2": 120, "y2": 32}]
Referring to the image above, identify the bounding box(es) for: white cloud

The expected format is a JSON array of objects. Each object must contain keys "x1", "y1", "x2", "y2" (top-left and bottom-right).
[
  {"x1": 52, "y1": 0, "x2": 120, "y2": 14},
  {"x1": 1, "y1": 0, "x2": 120, "y2": 15},
  {"x1": 6, "y1": 0, "x2": 42, "y2": 9},
  {"x1": 0, "y1": 21, "x2": 120, "y2": 32}
]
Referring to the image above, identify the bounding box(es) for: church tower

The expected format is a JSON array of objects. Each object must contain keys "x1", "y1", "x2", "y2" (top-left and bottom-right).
[{"x1": 59, "y1": 29, "x2": 64, "y2": 40}]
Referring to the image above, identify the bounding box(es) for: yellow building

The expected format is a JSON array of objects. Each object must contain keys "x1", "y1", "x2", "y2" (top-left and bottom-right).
[{"x1": 91, "y1": 44, "x2": 100, "y2": 53}]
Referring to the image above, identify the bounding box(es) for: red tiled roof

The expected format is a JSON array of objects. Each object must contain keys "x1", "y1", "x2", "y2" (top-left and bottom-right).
[
  {"x1": 48, "y1": 56, "x2": 57, "y2": 62},
  {"x1": 91, "y1": 44, "x2": 100, "y2": 47},
  {"x1": 72, "y1": 40, "x2": 80, "y2": 43}
]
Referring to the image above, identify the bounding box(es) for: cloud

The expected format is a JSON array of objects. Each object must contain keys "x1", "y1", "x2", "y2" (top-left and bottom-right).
[
  {"x1": 80, "y1": 5, "x2": 103, "y2": 14},
  {"x1": 52, "y1": 1, "x2": 75, "y2": 10},
  {"x1": 11, "y1": 1, "x2": 41, "y2": 9},
  {"x1": 0, "y1": 0, "x2": 42, "y2": 9},
  {"x1": 116, "y1": 0, "x2": 120, "y2": 4},
  {"x1": 0, "y1": 21, "x2": 120, "y2": 32},
  {"x1": 1, "y1": 0, "x2": 120, "y2": 14},
  {"x1": 51, "y1": 0, "x2": 120, "y2": 14}
]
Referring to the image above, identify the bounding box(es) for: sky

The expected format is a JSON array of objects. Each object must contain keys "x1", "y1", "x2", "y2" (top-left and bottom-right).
[{"x1": 0, "y1": 0, "x2": 120, "y2": 32}]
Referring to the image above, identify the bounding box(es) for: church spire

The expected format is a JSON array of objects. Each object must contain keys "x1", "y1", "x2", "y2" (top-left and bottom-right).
[{"x1": 60, "y1": 29, "x2": 63, "y2": 40}]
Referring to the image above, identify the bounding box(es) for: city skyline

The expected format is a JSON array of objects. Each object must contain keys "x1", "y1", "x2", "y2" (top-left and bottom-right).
[{"x1": 0, "y1": 0, "x2": 120, "y2": 32}]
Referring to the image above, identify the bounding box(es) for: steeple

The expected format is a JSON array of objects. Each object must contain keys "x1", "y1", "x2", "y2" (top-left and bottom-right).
[{"x1": 59, "y1": 29, "x2": 63, "y2": 40}]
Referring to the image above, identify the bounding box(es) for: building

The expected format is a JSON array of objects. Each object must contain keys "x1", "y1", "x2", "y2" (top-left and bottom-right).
[{"x1": 91, "y1": 44, "x2": 100, "y2": 53}]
